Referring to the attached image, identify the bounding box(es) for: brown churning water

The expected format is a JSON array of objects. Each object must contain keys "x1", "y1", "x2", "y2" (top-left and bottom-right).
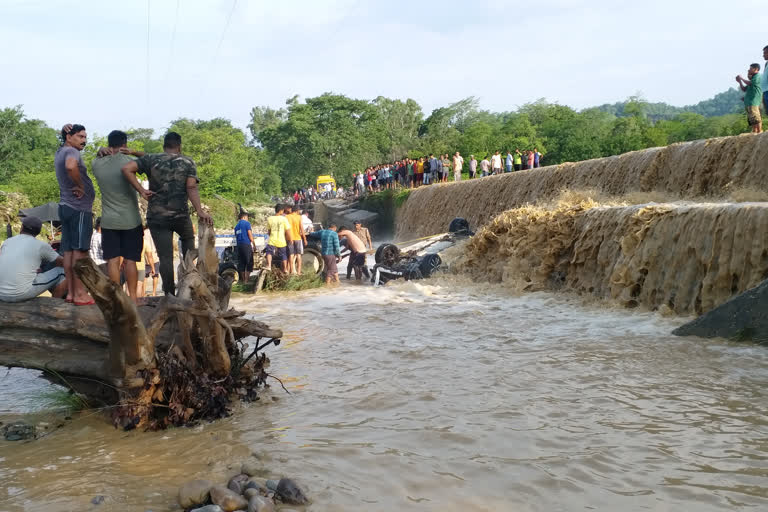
[{"x1": 396, "y1": 133, "x2": 768, "y2": 314}]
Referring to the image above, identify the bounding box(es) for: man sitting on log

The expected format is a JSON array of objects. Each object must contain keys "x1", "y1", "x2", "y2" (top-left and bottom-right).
[
  {"x1": 121, "y1": 132, "x2": 213, "y2": 296},
  {"x1": 0, "y1": 216, "x2": 67, "y2": 302}
]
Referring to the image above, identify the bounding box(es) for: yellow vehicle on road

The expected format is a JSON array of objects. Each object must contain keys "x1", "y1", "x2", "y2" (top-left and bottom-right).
[{"x1": 316, "y1": 175, "x2": 337, "y2": 194}]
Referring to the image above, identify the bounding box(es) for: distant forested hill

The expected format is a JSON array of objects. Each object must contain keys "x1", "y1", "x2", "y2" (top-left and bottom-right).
[{"x1": 596, "y1": 88, "x2": 743, "y2": 120}]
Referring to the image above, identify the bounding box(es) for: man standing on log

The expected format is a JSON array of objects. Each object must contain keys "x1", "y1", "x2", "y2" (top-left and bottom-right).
[
  {"x1": 234, "y1": 211, "x2": 256, "y2": 283},
  {"x1": 121, "y1": 132, "x2": 213, "y2": 296},
  {"x1": 92, "y1": 130, "x2": 145, "y2": 302},
  {"x1": 0, "y1": 217, "x2": 67, "y2": 302},
  {"x1": 55, "y1": 124, "x2": 96, "y2": 305},
  {"x1": 265, "y1": 203, "x2": 291, "y2": 273},
  {"x1": 285, "y1": 205, "x2": 307, "y2": 275}
]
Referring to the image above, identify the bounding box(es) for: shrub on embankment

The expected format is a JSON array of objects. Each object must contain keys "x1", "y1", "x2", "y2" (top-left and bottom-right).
[
  {"x1": 358, "y1": 188, "x2": 411, "y2": 232},
  {"x1": 395, "y1": 133, "x2": 768, "y2": 240}
]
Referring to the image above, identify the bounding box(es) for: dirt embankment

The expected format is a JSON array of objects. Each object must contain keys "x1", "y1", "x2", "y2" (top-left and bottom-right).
[{"x1": 396, "y1": 133, "x2": 768, "y2": 240}]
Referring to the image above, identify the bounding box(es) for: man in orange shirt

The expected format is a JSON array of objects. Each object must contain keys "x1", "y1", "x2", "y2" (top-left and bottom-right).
[{"x1": 285, "y1": 205, "x2": 308, "y2": 274}]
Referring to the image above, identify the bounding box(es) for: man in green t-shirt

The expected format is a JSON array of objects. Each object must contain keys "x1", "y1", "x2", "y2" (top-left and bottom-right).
[
  {"x1": 122, "y1": 132, "x2": 213, "y2": 296},
  {"x1": 92, "y1": 130, "x2": 145, "y2": 301},
  {"x1": 736, "y1": 63, "x2": 763, "y2": 134}
]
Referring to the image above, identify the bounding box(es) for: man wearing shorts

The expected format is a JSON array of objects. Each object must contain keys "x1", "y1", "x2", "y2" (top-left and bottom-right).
[
  {"x1": 266, "y1": 204, "x2": 291, "y2": 272},
  {"x1": 92, "y1": 130, "x2": 145, "y2": 302},
  {"x1": 55, "y1": 124, "x2": 95, "y2": 305},
  {"x1": 286, "y1": 206, "x2": 307, "y2": 275},
  {"x1": 0, "y1": 217, "x2": 67, "y2": 302},
  {"x1": 736, "y1": 63, "x2": 763, "y2": 134},
  {"x1": 234, "y1": 211, "x2": 256, "y2": 282},
  {"x1": 318, "y1": 223, "x2": 341, "y2": 284},
  {"x1": 338, "y1": 226, "x2": 369, "y2": 280}
]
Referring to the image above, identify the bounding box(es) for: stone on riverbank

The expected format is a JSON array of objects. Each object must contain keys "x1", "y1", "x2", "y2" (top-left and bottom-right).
[
  {"x1": 275, "y1": 478, "x2": 309, "y2": 505},
  {"x1": 241, "y1": 461, "x2": 265, "y2": 477},
  {"x1": 247, "y1": 495, "x2": 276, "y2": 512},
  {"x1": 190, "y1": 506, "x2": 223, "y2": 512},
  {"x1": 672, "y1": 279, "x2": 768, "y2": 341},
  {"x1": 244, "y1": 480, "x2": 268, "y2": 496},
  {"x1": 210, "y1": 485, "x2": 248, "y2": 512},
  {"x1": 227, "y1": 474, "x2": 250, "y2": 494},
  {"x1": 178, "y1": 479, "x2": 214, "y2": 509},
  {"x1": 2, "y1": 421, "x2": 36, "y2": 441}
]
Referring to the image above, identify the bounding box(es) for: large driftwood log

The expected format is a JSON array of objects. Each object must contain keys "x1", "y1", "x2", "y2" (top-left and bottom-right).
[{"x1": 0, "y1": 221, "x2": 282, "y2": 424}]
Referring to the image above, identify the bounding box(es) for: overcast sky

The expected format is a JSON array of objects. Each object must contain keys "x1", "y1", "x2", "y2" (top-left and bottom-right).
[{"x1": 3, "y1": 0, "x2": 767, "y2": 136}]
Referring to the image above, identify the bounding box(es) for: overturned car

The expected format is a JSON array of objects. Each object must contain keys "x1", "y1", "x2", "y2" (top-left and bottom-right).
[{"x1": 371, "y1": 217, "x2": 473, "y2": 285}]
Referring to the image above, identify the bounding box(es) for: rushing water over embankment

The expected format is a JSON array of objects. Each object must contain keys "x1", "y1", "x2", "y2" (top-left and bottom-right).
[
  {"x1": 2, "y1": 280, "x2": 768, "y2": 511},
  {"x1": 396, "y1": 133, "x2": 768, "y2": 240},
  {"x1": 453, "y1": 201, "x2": 768, "y2": 315}
]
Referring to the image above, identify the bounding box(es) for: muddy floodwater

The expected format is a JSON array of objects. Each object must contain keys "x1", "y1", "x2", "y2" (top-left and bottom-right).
[{"x1": 2, "y1": 277, "x2": 768, "y2": 511}]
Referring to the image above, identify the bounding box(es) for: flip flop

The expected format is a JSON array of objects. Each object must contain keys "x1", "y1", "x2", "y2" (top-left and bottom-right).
[
  {"x1": 65, "y1": 298, "x2": 73, "y2": 303},
  {"x1": 74, "y1": 299, "x2": 95, "y2": 306}
]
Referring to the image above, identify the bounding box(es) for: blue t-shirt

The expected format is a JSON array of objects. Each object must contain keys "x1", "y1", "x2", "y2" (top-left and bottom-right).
[{"x1": 234, "y1": 219, "x2": 252, "y2": 245}]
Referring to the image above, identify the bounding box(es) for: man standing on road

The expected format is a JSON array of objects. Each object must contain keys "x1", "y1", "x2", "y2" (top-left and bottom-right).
[
  {"x1": 736, "y1": 63, "x2": 764, "y2": 134},
  {"x1": 469, "y1": 155, "x2": 477, "y2": 179},
  {"x1": 480, "y1": 155, "x2": 491, "y2": 177},
  {"x1": 318, "y1": 223, "x2": 341, "y2": 285},
  {"x1": 55, "y1": 124, "x2": 95, "y2": 305},
  {"x1": 234, "y1": 211, "x2": 256, "y2": 283},
  {"x1": 286, "y1": 205, "x2": 308, "y2": 275},
  {"x1": 338, "y1": 226, "x2": 369, "y2": 281},
  {"x1": 121, "y1": 132, "x2": 213, "y2": 296},
  {"x1": 92, "y1": 130, "x2": 145, "y2": 302},
  {"x1": 0, "y1": 217, "x2": 67, "y2": 302},
  {"x1": 265, "y1": 204, "x2": 291, "y2": 273},
  {"x1": 453, "y1": 152, "x2": 464, "y2": 181},
  {"x1": 490, "y1": 150, "x2": 502, "y2": 175}
]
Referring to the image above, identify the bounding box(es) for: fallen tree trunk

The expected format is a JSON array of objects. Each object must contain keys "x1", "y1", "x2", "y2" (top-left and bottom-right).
[{"x1": 0, "y1": 220, "x2": 282, "y2": 429}]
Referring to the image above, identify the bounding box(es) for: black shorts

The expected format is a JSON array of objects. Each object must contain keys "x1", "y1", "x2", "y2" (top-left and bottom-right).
[
  {"x1": 102, "y1": 224, "x2": 143, "y2": 261},
  {"x1": 59, "y1": 204, "x2": 93, "y2": 252},
  {"x1": 145, "y1": 262, "x2": 159, "y2": 278},
  {"x1": 265, "y1": 245, "x2": 288, "y2": 261},
  {"x1": 350, "y1": 251, "x2": 366, "y2": 267},
  {"x1": 514, "y1": 164, "x2": 522, "y2": 171},
  {"x1": 237, "y1": 243, "x2": 254, "y2": 272}
]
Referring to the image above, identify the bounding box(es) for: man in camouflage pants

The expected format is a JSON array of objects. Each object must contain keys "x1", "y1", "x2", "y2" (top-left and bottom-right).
[{"x1": 121, "y1": 132, "x2": 213, "y2": 295}]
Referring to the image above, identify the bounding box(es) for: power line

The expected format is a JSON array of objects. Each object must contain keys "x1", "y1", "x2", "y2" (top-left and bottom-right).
[
  {"x1": 146, "y1": 0, "x2": 151, "y2": 109},
  {"x1": 210, "y1": 0, "x2": 238, "y2": 74},
  {"x1": 166, "y1": 0, "x2": 180, "y2": 80}
]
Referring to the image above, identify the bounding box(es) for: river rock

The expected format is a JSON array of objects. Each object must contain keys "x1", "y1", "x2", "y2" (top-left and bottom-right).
[
  {"x1": 210, "y1": 485, "x2": 248, "y2": 512},
  {"x1": 672, "y1": 278, "x2": 768, "y2": 341},
  {"x1": 190, "y1": 506, "x2": 223, "y2": 512},
  {"x1": 244, "y1": 480, "x2": 267, "y2": 495},
  {"x1": 3, "y1": 421, "x2": 36, "y2": 441},
  {"x1": 227, "y1": 474, "x2": 250, "y2": 494},
  {"x1": 178, "y1": 479, "x2": 214, "y2": 509},
  {"x1": 275, "y1": 478, "x2": 309, "y2": 505},
  {"x1": 241, "y1": 461, "x2": 265, "y2": 477},
  {"x1": 247, "y1": 495, "x2": 275, "y2": 512},
  {"x1": 264, "y1": 480, "x2": 278, "y2": 491}
]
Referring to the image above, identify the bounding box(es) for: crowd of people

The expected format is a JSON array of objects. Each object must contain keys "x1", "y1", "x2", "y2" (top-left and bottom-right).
[
  {"x1": 0, "y1": 125, "x2": 212, "y2": 304},
  {"x1": 351, "y1": 149, "x2": 543, "y2": 196}
]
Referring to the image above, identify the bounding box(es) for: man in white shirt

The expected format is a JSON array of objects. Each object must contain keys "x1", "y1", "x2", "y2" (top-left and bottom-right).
[
  {"x1": 490, "y1": 151, "x2": 502, "y2": 175},
  {"x1": 0, "y1": 216, "x2": 67, "y2": 302}
]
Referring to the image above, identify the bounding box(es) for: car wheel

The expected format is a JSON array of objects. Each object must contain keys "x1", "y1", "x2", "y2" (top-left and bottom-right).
[
  {"x1": 375, "y1": 243, "x2": 400, "y2": 266},
  {"x1": 418, "y1": 253, "x2": 442, "y2": 277},
  {"x1": 448, "y1": 217, "x2": 471, "y2": 235},
  {"x1": 302, "y1": 247, "x2": 325, "y2": 275}
]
